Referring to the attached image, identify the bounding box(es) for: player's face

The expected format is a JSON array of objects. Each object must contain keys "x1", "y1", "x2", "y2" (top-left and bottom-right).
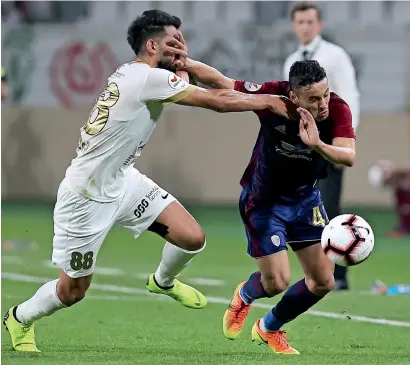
[
  {"x1": 157, "y1": 26, "x2": 180, "y2": 72},
  {"x1": 292, "y1": 9, "x2": 322, "y2": 45},
  {"x1": 291, "y1": 78, "x2": 330, "y2": 121}
]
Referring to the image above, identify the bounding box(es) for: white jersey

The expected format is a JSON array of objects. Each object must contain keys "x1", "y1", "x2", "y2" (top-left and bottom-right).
[{"x1": 64, "y1": 61, "x2": 195, "y2": 202}]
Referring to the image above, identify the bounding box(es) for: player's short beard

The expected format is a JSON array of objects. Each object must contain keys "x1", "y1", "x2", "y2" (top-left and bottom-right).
[{"x1": 158, "y1": 59, "x2": 175, "y2": 72}]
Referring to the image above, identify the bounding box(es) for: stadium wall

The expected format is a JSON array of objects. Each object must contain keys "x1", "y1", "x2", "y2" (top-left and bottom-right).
[{"x1": 2, "y1": 107, "x2": 408, "y2": 206}]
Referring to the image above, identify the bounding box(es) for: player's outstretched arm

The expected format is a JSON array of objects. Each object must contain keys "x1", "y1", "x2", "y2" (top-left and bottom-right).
[
  {"x1": 183, "y1": 58, "x2": 235, "y2": 90},
  {"x1": 177, "y1": 86, "x2": 292, "y2": 116},
  {"x1": 141, "y1": 67, "x2": 295, "y2": 118}
]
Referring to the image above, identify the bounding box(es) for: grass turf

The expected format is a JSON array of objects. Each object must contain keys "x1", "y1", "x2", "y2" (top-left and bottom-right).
[{"x1": 2, "y1": 204, "x2": 410, "y2": 364}]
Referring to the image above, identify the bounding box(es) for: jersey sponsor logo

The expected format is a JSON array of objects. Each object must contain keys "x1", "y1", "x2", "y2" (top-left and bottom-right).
[
  {"x1": 275, "y1": 141, "x2": 313, "y2": 161},
  {"x1": 244, "y1": 82, "x2": 262, "y2": 92},
  {"x1": 135, "y1": 141, "x2": 146, "y2": 157},
  {"x1": 271, "y1": 235, "x2": 281, "y2": 247},
  {"x1": 161, "y1": 193, "x2": 169, "y2": 199},
  {"x1": 123, "y1": 141, "x2": 147, "y2": 167},
  {"x1": 133, "y1": 186, "x2": 163, "y2": 218},
  {"x1": 123, "y1": 154, "x2": 136, "y2": 167},
  {"x1": 134, "y1": 198, "x2": 149, "y2": 218},
  {"x1": 168, "y1": 73, "x2": 186, "y2": 89},
  {"x1": 146, "y1": 186, "x2": 161, "y2": 201},
  {"x1": 275, "y1": 125, "x2": 286, "y2": 135}
]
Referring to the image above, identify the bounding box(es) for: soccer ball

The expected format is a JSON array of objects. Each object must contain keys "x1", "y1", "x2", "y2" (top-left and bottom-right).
[{"x1": 321, "y1": 214, "x2": 374, "y2": 266}]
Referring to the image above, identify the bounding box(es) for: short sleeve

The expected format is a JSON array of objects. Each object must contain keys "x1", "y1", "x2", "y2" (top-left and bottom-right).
[
  {"x1": 234, "y1": 80, "x2": 290, "y2": 117},
  {"x1": 330, "y1": 96, "x2": 356, "y2": 139},
  {"x1": 140, "y1": 68, "x2": 196, "y2": 105},
  {"x1": 234, "y1": 80, "x2": 282, "y2": 95}
]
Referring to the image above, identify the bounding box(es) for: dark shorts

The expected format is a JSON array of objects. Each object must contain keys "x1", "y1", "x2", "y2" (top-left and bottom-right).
[{"x1": 239, "y1": 188, "x2": 328, "y2": 258}]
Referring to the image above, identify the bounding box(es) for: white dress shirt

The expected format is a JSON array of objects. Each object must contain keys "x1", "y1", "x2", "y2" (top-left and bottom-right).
[{"x1": 283, "y1": 35, "x2": 360, "y2": 131}]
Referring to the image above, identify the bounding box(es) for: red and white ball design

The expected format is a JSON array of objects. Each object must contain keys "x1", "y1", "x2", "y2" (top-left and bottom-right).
[{"x1": 321, "y1": 214, "x2": 375, "y2": 266}]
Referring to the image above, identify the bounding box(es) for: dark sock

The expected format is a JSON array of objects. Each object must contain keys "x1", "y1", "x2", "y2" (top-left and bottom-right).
[
  {"x1": 334, "y1": 264, "x2": 347, "y2": 280},
  {"x1": 263, "y1": 279, "x2": 322, "y2": 331},
  {"x1": 240, "y1": 272, "x2": 270, "y2": 304}
]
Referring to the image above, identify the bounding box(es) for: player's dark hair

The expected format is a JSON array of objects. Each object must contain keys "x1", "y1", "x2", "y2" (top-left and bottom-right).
[
  {"x1": 289, "y1": 60, "x2": 327, "y2": 90},
  {"x1": 291, "y1": 2, "x2": 322, "y2": 21},
  {"x1": 127, "y1": 10, "x2": 181, "y2": 55}
]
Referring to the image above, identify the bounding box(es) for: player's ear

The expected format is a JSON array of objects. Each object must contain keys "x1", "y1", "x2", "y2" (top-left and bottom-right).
[
  {"x1": 146, "y1": 39, "x2": 158, "y2": 54},
  {"x1": 289, "y1": 90, "x2": 298, "y2": 104}
]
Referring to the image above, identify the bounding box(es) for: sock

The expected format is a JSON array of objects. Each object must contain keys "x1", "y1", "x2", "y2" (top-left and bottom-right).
[
  {"x1": 334, "y1": 264, "x2": 347, "y2": 280},
  {"x1": 240, "y1": 272, "x2": 270, "y2": 305},
  {"x1": 15, "y1": 279, "x2": 66, "y2": 325},
  {"x1": 154, "y1": 241, "x2": 206, "y2": 288},
  {"x1": 395, "y1": 185, "x2": 410, "y2": 232},
  {"x1": 262, "y1": 279, "x2": 322, "y2": 332},
  {"x1": 260, "y1": 311, "x2": 284, "y2": 332}
]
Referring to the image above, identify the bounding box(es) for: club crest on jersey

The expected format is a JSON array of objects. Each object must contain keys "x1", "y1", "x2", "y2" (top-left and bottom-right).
[
  {"x1": 168, "y1": 74, "x2": 186, "y2": 89},
  {"x1": 244, "y1": 82, "x2": 262, "y2": 92},
  {"x1": 271, "y1": 235, "x2": 281, "y2": 247}
]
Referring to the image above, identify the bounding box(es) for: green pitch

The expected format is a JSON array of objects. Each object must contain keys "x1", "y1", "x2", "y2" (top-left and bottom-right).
[{"x1": 2, "y1": 203, "x2": 410, "y2": 365}]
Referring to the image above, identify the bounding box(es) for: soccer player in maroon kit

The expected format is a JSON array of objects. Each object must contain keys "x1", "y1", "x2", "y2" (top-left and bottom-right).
[{"x1": 181, "y1": 58, "x2": 356, "y2": 354}]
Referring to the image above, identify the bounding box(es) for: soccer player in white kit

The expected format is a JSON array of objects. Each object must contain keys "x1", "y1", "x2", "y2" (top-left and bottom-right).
[{"x1": 3, "y1": 10, "x2": 296, "y2": 352}]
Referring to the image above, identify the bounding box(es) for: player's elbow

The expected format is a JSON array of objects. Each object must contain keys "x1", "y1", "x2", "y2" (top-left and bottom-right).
[
  {"x1": 341, "y1": 158, "x2": 354, "y2": 168},
  {"x1": 344, "y1": 152, "x2": 355, "y2": 167},
  {"x1": 345, "y1": 160, "x2": 354, "y2": 168}
]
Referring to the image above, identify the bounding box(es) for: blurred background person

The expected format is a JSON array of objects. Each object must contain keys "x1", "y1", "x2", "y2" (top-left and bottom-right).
[
  {"x1": 283, "y1": 2, "x2": 360, "y2": 291},
  {"x1": 1, "y1": 66, "x2": 9, "y2": 101},
  {"x1": 368, "y1": 96, "x2": 410, "y2": 237},
  {"x1": 2, "y1": 1, "x2": 30, "y2": 25},
  {"x1": 368, "y1": 159, "x2": 410, "y2": 237}
]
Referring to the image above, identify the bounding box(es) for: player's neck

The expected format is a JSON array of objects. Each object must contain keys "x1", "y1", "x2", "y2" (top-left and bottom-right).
[{"x1": 135, "y1": 56, "x2": 157, "y2": 68}]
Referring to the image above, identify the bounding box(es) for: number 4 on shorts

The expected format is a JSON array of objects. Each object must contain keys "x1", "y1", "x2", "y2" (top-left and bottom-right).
[
  {"x1": 312, "y1": 206, "x2": 327, "y2": 227},
  {"x1": 70, "y1": 251, "x2": 94, "y2": 271}
]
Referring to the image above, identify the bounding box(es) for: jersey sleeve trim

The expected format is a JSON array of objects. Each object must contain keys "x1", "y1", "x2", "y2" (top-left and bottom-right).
[{"x1": 160, "y1": 85, "x2": 196, "y2": 105}]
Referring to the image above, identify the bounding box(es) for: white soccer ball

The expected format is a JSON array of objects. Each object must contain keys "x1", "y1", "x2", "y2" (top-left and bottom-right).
[{"x1": 321, "y1": 214, "x2": 375, "y2": 266}]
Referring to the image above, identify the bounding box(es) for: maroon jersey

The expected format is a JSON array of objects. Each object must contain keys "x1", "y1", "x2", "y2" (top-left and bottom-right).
[{"x1": 235, "y1": 80, "x2": 355, "y2": 202}]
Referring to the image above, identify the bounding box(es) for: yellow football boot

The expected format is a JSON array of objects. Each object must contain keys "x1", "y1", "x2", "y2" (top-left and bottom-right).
[
  {"x1": 3, "y1": 306, "x2": 40, "y2": 352},
  {"x1": 146, "y1": 274, "x2": 207, "y2": 309}
]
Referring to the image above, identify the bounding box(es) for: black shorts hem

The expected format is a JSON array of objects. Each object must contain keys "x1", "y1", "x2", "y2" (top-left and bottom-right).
[{"x1": 287, "y1": 239, "x2": 321, "y2": 251}]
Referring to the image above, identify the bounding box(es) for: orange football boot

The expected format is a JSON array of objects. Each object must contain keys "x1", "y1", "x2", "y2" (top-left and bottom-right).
[
  {"x1": 251, "y1": 319, "x2": 300, "y2": 355},
  {"x1": 222, "y1": 281, "x2": 252, "y2": 339}
]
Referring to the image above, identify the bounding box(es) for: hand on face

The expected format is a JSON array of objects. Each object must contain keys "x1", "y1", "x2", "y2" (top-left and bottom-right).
[
  {"x1": 297, "y1": 107, "x2": 321, "y2": 148},
  {"x1": 163, "y1": 31, "x2": 188, "y2": 69}
]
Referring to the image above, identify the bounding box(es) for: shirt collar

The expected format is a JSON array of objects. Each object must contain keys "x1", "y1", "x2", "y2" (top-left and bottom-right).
[{"x1": 298, "y1": 35, "x2": 322, "y2": 54}]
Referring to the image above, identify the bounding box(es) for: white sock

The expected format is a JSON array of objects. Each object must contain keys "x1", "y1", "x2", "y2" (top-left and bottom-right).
[
  {"x1": 154, "y1": 241, "x2": 206, "y2": 287},
  {"x1": 16, "y1": 279, "x2": 66, "y2": 325},
  {"x1": 259, "y1": 318, "x2": 269, "y2": 332}
]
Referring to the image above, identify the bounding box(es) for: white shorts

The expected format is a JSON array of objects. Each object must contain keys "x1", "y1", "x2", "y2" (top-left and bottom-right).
[{"x1": 52, "y1": 168, "x2": 176, "y2": 278}]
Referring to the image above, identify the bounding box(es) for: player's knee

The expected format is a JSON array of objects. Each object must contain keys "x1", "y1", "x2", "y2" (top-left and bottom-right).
[
  {"x1": 181, "y1": 228, "x2": 206, "y2": 252},
  {"x1": 58, "y1": 285, "x2": 87, "y2": 306},
  {"x1": 57, "y1": 276, "x2": 91, "y2": 306},
  {"x1": 307, "y1": 275, "x2": 335, "y2": 295},
  {"x1": 66, "y1": 288, "x2": 87, "y2": 306},
  {"x1": 262, "y1": 273, "x2": 290, "y2": 296}
]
